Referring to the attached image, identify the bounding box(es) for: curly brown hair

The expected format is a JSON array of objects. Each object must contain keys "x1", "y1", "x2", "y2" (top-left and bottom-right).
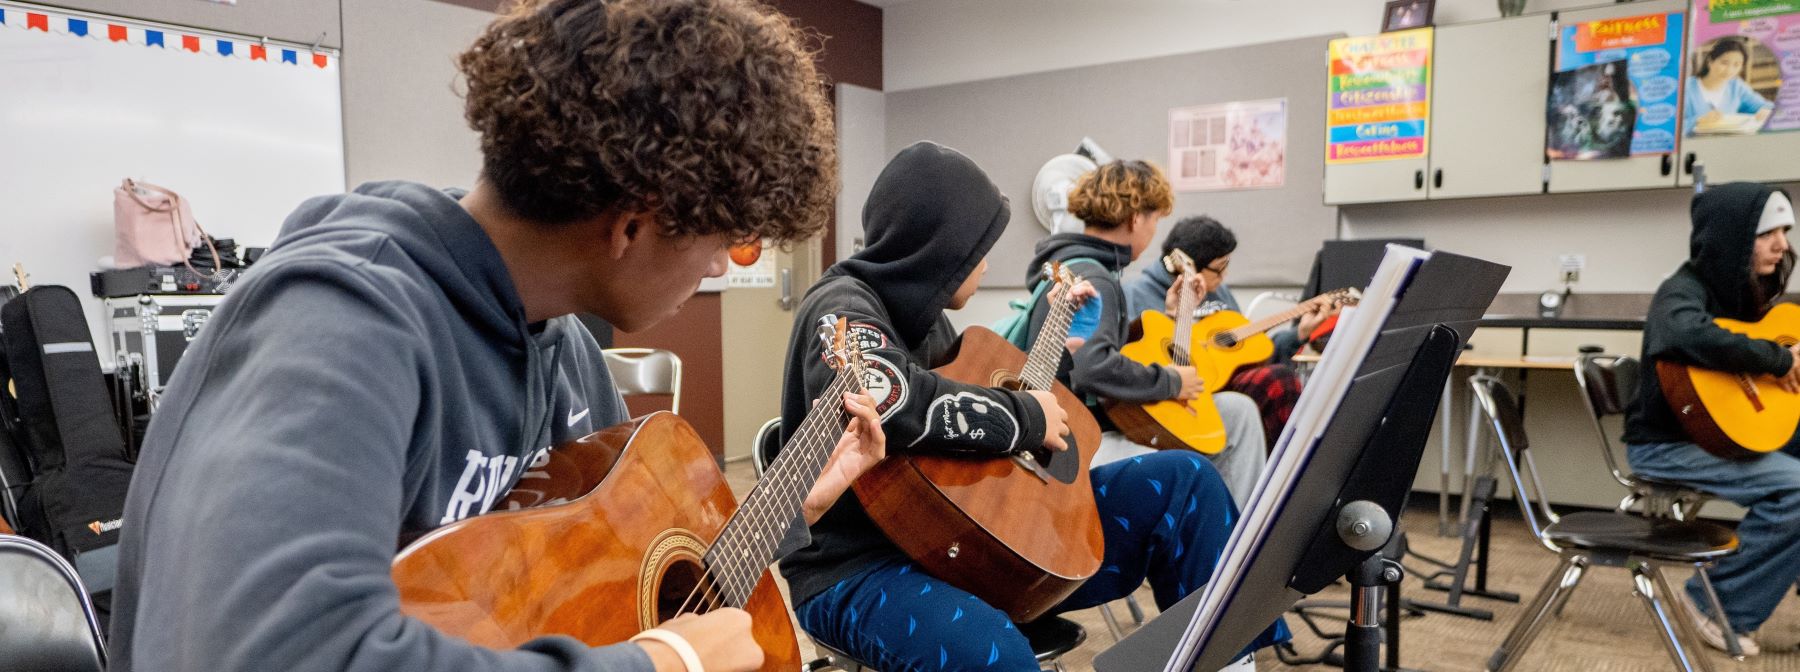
[
  {"x1": 458, "y1": 0, "x2": 837, "y2": 243},
  {"x1": 1067, "y1": 160, "x2": 1174, "y2": 230}
]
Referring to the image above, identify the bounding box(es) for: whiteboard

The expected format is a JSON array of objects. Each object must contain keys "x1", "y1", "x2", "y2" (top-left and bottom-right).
[{"x1": 0, "y1": 2, "x2": 345, "y2": 363}]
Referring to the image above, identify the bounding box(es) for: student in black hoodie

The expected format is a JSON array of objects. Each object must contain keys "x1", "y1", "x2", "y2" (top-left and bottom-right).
[
  {"x1": 1624, "y1": 182, "x2": 1799, "y2": 656},
  {"x1": 1024, "y1": 161, "x2": 1269, "y2": 507},
  {"x1": 779, "y1": 143, "x2": 1284, "y2": 671}
]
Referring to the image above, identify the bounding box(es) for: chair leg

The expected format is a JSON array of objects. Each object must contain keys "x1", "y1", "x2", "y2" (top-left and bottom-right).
[
  {"x1": 1633, "y1": 562, "x2": 1715, "y2": 672},
  {"x1": 1694, "y1": 565, "x2": 1742, "y2": 659},
  {"x1": 1548, "y1": 564, "x2": 1583, "y2": 619},
  {"x1": 1098, "y1": 603, "x2": 1126, "y2": 642},
  {"x1": 1125, "y1": 594, "x2": 1146, "y2": 624},
  {"x1": 1487, "y1": 555, "x2": 1587, "y2": 672}
]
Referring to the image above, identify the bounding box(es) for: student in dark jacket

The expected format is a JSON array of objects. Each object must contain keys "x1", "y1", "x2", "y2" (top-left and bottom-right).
[
  {"x1": 779, "y1": 142, "x2": 1284, "y2": 671},
  {"x1": 108, "y1": 2, "x2": 880, "y2": 671},
  {"x1": 1024, "y1": 162, "x2": 1268, "y2": 506},
  {"x1": 1625, "y1": 182, "x2": 1798, "y2": 656}
]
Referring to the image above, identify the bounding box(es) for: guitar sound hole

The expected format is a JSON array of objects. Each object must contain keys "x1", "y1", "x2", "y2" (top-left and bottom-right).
[
  {"x1": 654, "y1": 557, "x2": 717, "y2": 621},
  {"x1": 1212, "y1": 333, "x2": 1238, "y2": 349}
]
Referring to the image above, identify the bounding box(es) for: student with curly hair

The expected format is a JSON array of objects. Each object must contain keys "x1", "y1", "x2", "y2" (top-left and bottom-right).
[
  {"x1": 1023, "y1": 162, "x2": 1270, "y2": 505},
  {"x1": 107, "y1": 1, "x2": 867, "y2": 670}
]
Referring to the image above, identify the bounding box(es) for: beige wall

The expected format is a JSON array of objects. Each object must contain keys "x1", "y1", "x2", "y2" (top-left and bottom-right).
[{"x1": 340, "y1": 0, "x2": 493, "y2": 189}]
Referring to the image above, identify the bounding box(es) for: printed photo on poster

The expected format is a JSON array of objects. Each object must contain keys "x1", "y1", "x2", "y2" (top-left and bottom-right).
[
  {"x1": 1169, "y1": 99, "x2": 1287, "y2": 191},
  {"x1": 726, "y1": 240, "x2": 775, "y2": 288},
  {"x1": 1551, "y1": 12, "x2": 1683, "y2": 159},
  {"x1": 1548, "y1": 63, "x2": 1636, "y2": 159},
  {"x1": 1687, "y1": 0, "x2": 1800, "y2": 136}
]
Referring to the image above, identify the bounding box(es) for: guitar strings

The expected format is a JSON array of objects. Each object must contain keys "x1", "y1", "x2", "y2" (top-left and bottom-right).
[
  {"x1": 1021, "y1": 282, "x2": 1077, "y2": 391},
  {"x1": 669, "y1": 367, "x2": 858, "y2": 618}
]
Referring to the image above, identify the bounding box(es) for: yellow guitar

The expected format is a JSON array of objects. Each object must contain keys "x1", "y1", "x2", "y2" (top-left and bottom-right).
[
  {"x1": 1108, "y1": 249, "x2": 1359, "y2": 453},
  {"x1": 1658, "y1": 302, "x2": 1800, "y2": 460}
]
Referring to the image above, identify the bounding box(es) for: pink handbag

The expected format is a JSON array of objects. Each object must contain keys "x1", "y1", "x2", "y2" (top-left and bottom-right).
[{"x1": 114, "y1": 178, "x2": 220, "y2": 274}]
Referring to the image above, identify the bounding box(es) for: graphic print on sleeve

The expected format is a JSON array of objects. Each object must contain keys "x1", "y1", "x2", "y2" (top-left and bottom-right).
[{"x1": 909, "y1": 391, "x2": 1020, "y2": 451}]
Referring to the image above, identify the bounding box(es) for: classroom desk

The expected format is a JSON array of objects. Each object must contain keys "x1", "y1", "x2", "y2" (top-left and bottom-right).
[{"x1": 1290, "y1": 351, "x2": 1566, "y2": 535}]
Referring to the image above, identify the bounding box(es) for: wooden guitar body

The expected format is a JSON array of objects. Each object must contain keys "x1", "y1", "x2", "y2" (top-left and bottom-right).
[
  {"x1": 1658, "y1": 303, "x2": 1800, "y2": 460},
  {"x1": 1108, "y1": 309, "x2": 1230, "y2": 454},
  {"x1": 392, "y1": 413, "x2": 800, "y2": 669},
  {"x1": 853, "y1": 326, "x2": 1104, "y2": 622},
  {"x1": 1190, "y1": 310, "x2": 1277, "y2": 390}
]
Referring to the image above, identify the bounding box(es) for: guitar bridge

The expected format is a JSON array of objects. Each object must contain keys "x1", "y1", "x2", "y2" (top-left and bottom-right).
[{"x1": 1736, "y1": 373, "x2": 1767, "y2": 412}]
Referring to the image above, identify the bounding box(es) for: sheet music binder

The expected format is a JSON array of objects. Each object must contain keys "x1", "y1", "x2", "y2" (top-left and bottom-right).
[{"x1": 1095, "y1": 247, "x2": 1510, "y2": 672}]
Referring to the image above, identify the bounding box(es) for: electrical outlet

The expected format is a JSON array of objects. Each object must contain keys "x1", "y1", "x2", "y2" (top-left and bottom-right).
[{"x1": 1559, "y1": 254, "x2": 1585, "y2": 284}]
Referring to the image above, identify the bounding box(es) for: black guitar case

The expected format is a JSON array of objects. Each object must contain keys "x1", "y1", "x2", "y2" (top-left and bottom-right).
[{"x1": 1, "y1": 285, "x2": 133, "y2": 619}]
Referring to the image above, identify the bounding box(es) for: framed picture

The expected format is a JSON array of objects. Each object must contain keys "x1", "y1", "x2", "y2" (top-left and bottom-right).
[{"x1": 1382, "y1": 0, "x2": 1435, "y2": 32}]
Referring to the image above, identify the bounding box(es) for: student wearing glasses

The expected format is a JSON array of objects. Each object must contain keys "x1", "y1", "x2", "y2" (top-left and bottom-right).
[{"x1": 1124, "y1": 216, "x2": 1323, "y2": 451}]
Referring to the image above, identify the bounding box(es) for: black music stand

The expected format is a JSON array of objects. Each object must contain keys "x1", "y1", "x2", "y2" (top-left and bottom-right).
[{"x1": 1095, "y1": 249, "x2": 1508, "y2": 672}]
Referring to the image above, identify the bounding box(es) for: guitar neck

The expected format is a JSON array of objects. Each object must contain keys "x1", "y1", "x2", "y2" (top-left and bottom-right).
[
  {"x1": 1170, "y1": 272, "x2": 1199, "y2": 365},
  {"x1": 705, "y1": 369, "x2": 856, "y2": 606},
  {"x1": 1020, "y1": 283, "x2": 1078, "y2": 390},
  {"x1": 1222, "y1": 300, "x2": 1319, "y2": 342}
]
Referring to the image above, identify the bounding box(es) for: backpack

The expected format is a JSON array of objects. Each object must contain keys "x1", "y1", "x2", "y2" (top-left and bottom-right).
[{"x1": 990, "y1": 258, "x2": 1108, "y2": 349}]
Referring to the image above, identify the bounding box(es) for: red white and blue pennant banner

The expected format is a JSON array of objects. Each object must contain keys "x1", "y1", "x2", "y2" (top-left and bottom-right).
[{"x1": 0, "y1": 4, "x2": 333, "y2": 68}]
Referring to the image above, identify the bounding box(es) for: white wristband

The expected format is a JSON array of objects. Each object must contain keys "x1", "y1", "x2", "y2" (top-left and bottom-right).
[{"x1": 630, "y1": 628, "x2": 705, "y2": 672}]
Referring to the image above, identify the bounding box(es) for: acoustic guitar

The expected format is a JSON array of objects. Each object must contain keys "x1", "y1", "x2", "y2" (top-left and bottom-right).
[
  {"x1": 1658, "y1": 302, "x2": 1800, "y2": 460},
  {"x1": 393, "y1": 320, "x2": 870, "y2": 669},
  {"x1": 1110, "y1": 250, "x2": 1358, "y2": 453},
  {"x1": 1182, "y1": 287, "x2": 1361, "y2": 389},
  {"x1": 854, "y1": 262, "x2": 1104, "y2": 623}
]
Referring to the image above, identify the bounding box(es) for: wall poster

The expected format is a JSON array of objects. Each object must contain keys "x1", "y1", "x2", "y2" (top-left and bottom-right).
[
  {"x1": 1687, "y1": 0, "x2": 1800, "y2": 136},
  {"x1": 1168, "y1": 98, "x2": 1288, "y2": 191},
  {"x1": 1549, "y1": 11, "x2": 1685, "y2": 159},
  {"x1": 1326, "y1": 28, "x2": 1433, "y2": 164}
]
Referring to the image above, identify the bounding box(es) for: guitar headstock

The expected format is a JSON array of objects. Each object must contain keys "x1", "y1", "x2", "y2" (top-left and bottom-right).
[
  {"x1": 1163, "y1": 249, "x2": 1197, "y2": 277},
  {"x1": 817, "y1": 316, "x2": 869, "y2": 392},
  {"x1": 1040, "y1": 261, "x2": 1081, "y2": 301},
  {"x1": 1319, "y1": 287, "x2": 1363, "y2": 309}
]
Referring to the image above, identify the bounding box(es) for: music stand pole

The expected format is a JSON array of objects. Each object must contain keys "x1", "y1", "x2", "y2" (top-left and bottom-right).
[{"x1": 1337, "y1": 501, "x2": 1401, "y2": 672}]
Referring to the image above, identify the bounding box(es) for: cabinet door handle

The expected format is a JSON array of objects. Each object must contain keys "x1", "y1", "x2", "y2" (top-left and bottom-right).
[
  {"x1": 1684, "y1": 153, "x2": 1697, "y2": 175},
  {"x1": 1414, "y1": 170, "x2": 1425, "y2": 190},
  {"x1": 1661, "y1": 154, "x2": 1673, "y2": 176},
  {"x1": 1433, "y1": 169, "x2": 1443, "y2": 189}
]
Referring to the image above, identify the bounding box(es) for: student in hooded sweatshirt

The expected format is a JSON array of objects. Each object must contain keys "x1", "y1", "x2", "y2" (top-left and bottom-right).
[
  {"x1": 1022, "y1": 161, "x2": 1268, "y2": 506},
  {"x1": 1624, "y1": 182, "x2": 1799, "y2": 657},
  {"x1": 1123, "y1": 216, "x2": 1318, "y2": 446},
  {"x1": 779, "y1": 143, "x2": 1285, "y2": 671},
  {"x1": 106, "y1": 2, "x2": 884, "y2": 671}
]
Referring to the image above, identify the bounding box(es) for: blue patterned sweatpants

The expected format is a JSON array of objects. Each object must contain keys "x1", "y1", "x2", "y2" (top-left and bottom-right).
[{"x1": 794, "y1": 451, "x2": 1288, "y2": 671}]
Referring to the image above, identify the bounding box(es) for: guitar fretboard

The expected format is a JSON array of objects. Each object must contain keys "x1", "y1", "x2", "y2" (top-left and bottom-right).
[
  {"x1": 703, "y1": 367, "x2": 858, "y2": 607},
  {"x1": 1020, "y1": 277, "x2": 1079, "y2": 391}
]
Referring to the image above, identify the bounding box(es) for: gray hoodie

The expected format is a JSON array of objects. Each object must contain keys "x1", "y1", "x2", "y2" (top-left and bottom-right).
[{"x1": 108, "y1": 182, "x2": 642, "y2": 671}]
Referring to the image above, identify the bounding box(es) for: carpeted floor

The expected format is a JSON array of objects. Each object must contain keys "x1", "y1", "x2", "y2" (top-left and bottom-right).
[{"x1": 724, "y1": 458, "x2": 1800, "y2": 671}]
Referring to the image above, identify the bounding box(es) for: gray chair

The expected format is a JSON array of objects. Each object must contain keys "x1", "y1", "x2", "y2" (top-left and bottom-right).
[
  {"x1": 1573, "y1": 353, "x2": 1718, "y2": 520},
  {"x1": 0, "y1": 534, "x2": 107, "y2": 672},
  {"x1": 752, "y1": 418, "x2": 1088, "y2": 672},
  {"x1": 1471, "y1": 375, "x2": 1739, "y2": 672},
  {"x1": 601, "y1": 348, "x2": 682, "y2": 414}
]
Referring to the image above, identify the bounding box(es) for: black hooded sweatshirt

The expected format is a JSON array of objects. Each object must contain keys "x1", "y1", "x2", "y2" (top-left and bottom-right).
[
  {"x1": 1023, "y1": 234, "x2": 1183, "y2": 422},
  {"x1": 1624, "y1": 182, "x2": 1796, "y2": 446},
  {"x1": 778, "y1": 142, "x2": 1048, "y2": 603}
]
